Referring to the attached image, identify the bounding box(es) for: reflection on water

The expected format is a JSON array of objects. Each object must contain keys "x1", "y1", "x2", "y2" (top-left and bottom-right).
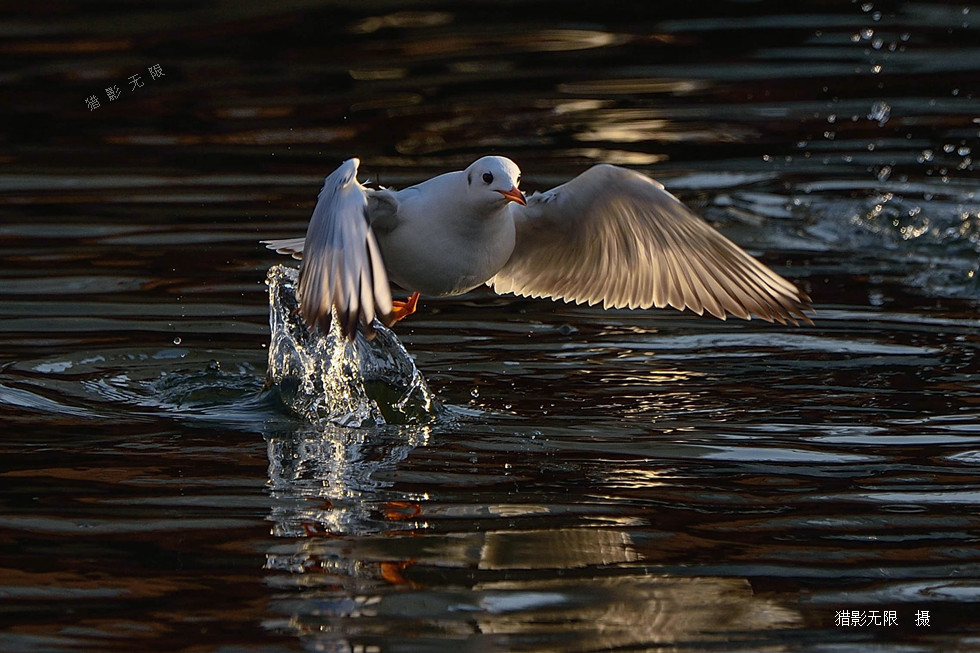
[
  {"x1": 1, "y1": 1, "x2": 979, "y2": 651},
  {"x1": 265, "y1": 424, "x2": 429, "y2": 538},
  {"x1": 263, "y1": 425, "x2": 802, "y2": 651}
]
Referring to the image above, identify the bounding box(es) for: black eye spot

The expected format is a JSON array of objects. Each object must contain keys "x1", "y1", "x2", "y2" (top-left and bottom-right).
[
  {"x1": 516, "y1": 175, "x2": 521, "y2": 185},
  {"x1": 482, "y1": 172, "x2": 494, "y2": 184}
]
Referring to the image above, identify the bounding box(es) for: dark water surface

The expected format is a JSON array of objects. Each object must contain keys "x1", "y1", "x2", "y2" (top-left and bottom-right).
[{"x1": 2, "y1": 2, "x2": 979, "y2": 651}]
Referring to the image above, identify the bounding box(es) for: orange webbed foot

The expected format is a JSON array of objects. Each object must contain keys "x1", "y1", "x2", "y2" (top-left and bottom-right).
[{"x1": 390, "y1": 292, "x2": 420, "y2": 324}]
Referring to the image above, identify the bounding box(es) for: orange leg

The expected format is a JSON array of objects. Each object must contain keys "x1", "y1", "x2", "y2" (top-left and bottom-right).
[{"x1": 390, "y1": 291, "x2": 420, "y2": 323}]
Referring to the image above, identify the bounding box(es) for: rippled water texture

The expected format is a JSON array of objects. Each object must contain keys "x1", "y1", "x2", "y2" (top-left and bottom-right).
[{"x1": 1, "y1": 2, "x2": 979, "y2": 651}]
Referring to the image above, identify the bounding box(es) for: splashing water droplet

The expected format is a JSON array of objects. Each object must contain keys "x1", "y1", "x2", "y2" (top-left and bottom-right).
[{"x1": 265, "y1": 265, "x2": 440, "y2": 427}]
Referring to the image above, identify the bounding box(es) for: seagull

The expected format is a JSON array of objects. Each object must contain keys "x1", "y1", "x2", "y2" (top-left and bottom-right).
[{"x1": 263, "y1": 156, "x2": 812, "y2": 338}]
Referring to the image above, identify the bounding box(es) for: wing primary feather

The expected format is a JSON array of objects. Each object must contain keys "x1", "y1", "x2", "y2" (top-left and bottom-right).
[
  {"x1": 495, "y1": 163, "x2": 813, "y2": 325},
  {"x1": 691, "y1": 236, "x2": 779, "y2": 321},
  {"x1": 689, "y1": 248, "x2": 752, "y2": 320},
  {"x1": 708, "y1": 243, "x2": 799, "y2": 323},
  {"x1": 288, "y1": 159, "x2": 395, "y2": 339}
]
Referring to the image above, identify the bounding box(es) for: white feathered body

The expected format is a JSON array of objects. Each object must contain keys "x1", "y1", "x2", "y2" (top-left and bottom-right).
[{"x1": 377, "y1": 171, "x2": 517, "y2": 296}]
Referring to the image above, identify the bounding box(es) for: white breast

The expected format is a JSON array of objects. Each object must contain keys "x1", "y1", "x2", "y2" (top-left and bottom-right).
[{"x1": 376, "y1": 174, "x2": 517, "y2": 296}]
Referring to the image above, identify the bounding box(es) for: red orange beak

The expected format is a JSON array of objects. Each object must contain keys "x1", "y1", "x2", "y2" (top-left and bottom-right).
[{"x1": 496, "y1": 186, "x2": 526, "y2": 206}]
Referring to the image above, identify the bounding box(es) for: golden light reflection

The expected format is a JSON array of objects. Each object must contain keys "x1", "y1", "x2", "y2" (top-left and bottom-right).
[
  {"x1": 478, "y1": 528, "x2": 639, "y2": 570},
  {"x1": 551, "y1": 99, "x2": 610, "y2": 115},
  {"x1": 559, "y1": 78, "x2": 707, "y2": 95},
  {"x1": 397, "y1": 29, "x2": 626, "y2": 57},
  {"x1": 349, "y1": 11, "x2": 454, "y2": 34},
  {"x1": 487, "y1": 504, "x2": 552, "y2": 518},
  {"x1": 271, "y1": 523, "x2": 801, "y2": 649},
  {"x1": 515, "y1": 29, "x2": 626, "y2": 52},
  {"x1": 568, "y1": 148, "x2": 667, "y2": 165},
  {"x1": 575, "y1": 120, "x2": 728, "y2": 144},
  {"x1": 602, "y1": 467, "x2": 674, "y2": 490},
  {"x1": 476, "y1": 575, "x2": 802, "y2": 648}
]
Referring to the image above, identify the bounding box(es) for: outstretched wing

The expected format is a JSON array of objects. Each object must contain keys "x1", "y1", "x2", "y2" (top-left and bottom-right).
[
  {"x1": 489, "y1": 164, "x2": 812, "y2": 325},
  {"x1": 264, "y1": 158, "x2": 393, "y2": 338}
]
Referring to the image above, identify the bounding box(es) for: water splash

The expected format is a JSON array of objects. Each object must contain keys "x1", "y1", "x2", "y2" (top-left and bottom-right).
[
  {"x1": 797, "y1": 186, "x2": 980, "y2": 299},
  {"x1": 265, "y1": 265, "x2": 440, "y2": 427}
]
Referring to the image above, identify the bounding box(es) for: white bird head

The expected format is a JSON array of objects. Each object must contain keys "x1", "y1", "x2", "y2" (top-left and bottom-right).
[{"x1": 464, "y1": 156, "x2": 526, "y2": 208}]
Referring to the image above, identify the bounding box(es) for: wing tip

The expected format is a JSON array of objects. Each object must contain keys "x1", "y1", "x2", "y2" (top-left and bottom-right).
[{"x1": 262, "y1": 238, "x2": 305, "y2": 260}]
